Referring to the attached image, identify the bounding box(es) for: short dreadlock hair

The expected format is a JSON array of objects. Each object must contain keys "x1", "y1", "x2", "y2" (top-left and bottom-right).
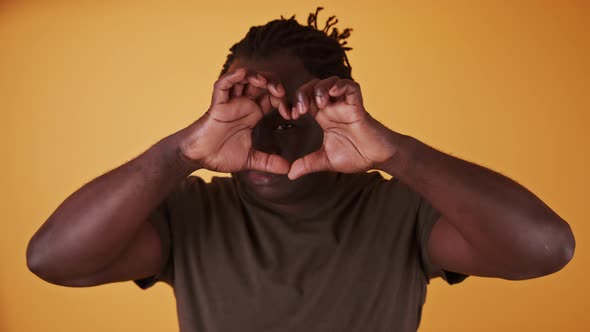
[{"x1": 220, "y1": 7, "x2": 353, "y2": 80}]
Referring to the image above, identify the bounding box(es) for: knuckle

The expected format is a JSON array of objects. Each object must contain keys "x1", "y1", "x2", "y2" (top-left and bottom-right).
[
  {"x1": 265, "y1": 155, "x2": 273, "y2": 172},
  {"x1": 304, "y1": 157, "x2": 313, "y2": 172}
]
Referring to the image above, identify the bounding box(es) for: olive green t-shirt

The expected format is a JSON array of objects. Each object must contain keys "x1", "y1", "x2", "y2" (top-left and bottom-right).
[{"x1": 135, "y1": 172, "x2": 466, "y2": 331}]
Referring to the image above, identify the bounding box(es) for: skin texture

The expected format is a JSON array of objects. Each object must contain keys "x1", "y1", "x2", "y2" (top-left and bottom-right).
[{"x1": 26, "y1": 53, "x2": 575, "y2": 288}]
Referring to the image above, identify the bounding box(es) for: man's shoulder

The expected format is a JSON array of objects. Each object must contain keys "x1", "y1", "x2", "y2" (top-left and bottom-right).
[
  {"x1": 346, "y1": 171, "x2": 402, "y2": 192},
  {"x1": 350, "y1": 171, "x2": 418, "y2": 207}
]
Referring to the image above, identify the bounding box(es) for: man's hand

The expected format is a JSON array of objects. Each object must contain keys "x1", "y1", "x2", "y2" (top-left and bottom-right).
[
  {"x1": 179, "y1": 68, "x2": 291, "y2": 174},
  {"x1": 287, "y1": 76, "x2": 398, "y2": 179}
]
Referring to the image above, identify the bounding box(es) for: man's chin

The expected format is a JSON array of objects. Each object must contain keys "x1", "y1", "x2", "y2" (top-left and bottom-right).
[
  {"x1": 242, "y1": 170, "x2": 284, "y2": 186},
  {"x1": 234, "y1": 171, "x2": 291, "y2": 199},
  {"x1": 233, "y1": 170, "x2": 333, "y2": 204}
]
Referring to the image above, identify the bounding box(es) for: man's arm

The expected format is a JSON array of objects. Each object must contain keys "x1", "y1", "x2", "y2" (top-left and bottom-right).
[
  {"x1": 378, "y1": 132, "x2": 575, "y2": 280},
  {"x1": 26, "y1": 69, "x2": 289, "y2": 287},
  {"x1": 26, "y1": 132, "x2": 197, "y2": 286},
  {"x1": 283, "y1": 76, "x2": 574, "y2": 280}
]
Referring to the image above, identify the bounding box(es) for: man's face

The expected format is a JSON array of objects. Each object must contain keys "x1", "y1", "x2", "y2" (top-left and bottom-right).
[{"x1": 228, "y1": 54, "x2": 332, "y2": 203}]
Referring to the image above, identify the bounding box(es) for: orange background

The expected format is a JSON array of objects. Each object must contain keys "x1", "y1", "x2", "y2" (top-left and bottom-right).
[{"x1": 1, "y1": 1, "x2": 588, "y2": 331}]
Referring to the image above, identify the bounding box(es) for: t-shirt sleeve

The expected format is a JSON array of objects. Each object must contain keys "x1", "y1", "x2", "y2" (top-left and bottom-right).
[
  {"x1": 416, "y1": 194, "x2": 468, "y2": 285},
  {"x1": 133, "y1": 194, "x2": 174, "y2": 290}
]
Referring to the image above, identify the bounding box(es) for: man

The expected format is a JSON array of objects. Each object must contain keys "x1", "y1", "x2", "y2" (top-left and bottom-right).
[{"x1": 27, "y1": 8, "x2": 575, "y2": 332}]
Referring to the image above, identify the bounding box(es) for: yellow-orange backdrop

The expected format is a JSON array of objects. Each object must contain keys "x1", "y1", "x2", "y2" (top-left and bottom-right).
[{"x1": 1, "y1": 1, "x2": 588, "y2": 331}]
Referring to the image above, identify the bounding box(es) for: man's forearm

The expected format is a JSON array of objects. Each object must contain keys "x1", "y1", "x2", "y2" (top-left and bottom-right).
[
  {"x1": 27, "y1": 130, "x2": 198, "y2": 283},
  {"x1": 378, "y1": 130, "x2": 575, "y2": 275}
]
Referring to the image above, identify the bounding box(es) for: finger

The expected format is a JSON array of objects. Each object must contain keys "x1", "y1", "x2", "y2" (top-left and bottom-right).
[
  {"x1": 211, "y1": 68, "x2": 248, "y2": 105},
  {"x1": 313, "y1": 76, "x2": 340, "y2": 109},
  {"x1": 245, "y1": 82, "x2": 285, "y2": 101},
  {"x1": 269, "y1": 94, "x2": 290, "y2": 120},
  {"x1": 244, "y1": 84, "x2": 265, "y2": 100},
  {"x1": 267, "y1": 82, "x2": 286, "y2": 98},
  {"x1": 288, "y1": 149, "x2": 332, "y2": 180},
  {"x1": 258, "y1": 93, "x2": 290, "y2": 119},
  {"x1": 291, "y1": 105, "x2": 300, "y2": 120},
  {"x1": 231, "y1": 83, "x2": 245, "y2": 97},
  {"x1": 242, "y1": 73, "x2": 268, "y2": 99},
  {"x1": 248, "y1": 150, "x2": 291, "y2": 174},
  {"x1": 291, "y1": 103, "x2": 316, "y2": 120},
  {"x1": 294, "y1": 107, "x2": 308, "y2": 120},
  {"x1": 247, "y1": 73, "x2": 268, "y2": 89},
  {"x1": 256, "y1": 72, "x2": 286, "y2": 98},
  {"x1": 295, "y1": 78, "x2": 320, "y2": 116},
  {"x1": 244, "y1": 74, "x2": 286, "y2": 100},
  {"x1": 328, "y1": 79, "x2": 363, "y2": 106},
  {"x1": 257, "y1": 94, "x2": 272, "y2": 115}
]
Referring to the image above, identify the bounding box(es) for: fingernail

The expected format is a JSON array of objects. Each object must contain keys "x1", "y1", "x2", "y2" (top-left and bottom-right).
[
  {"x1": 297, "y1": 101, "x2": 304, "y2": 114},
  {"x1": 316, "y1": 95, "x2": 324, "y2": 107},
  {"x1": 277, "y1": 84, "x2": 285, "y2": 95}
]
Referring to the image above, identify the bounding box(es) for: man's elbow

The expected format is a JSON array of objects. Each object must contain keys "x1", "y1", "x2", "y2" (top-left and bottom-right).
[
  {"x1": 26, "y1": 236, "x2": 66, "y2": 285},
  {"x1": 26, "y1": 237, "x2": 52, "y2": 281},
  {"x1": 506, "y1": 220, "x2": 575, "y2": 280},
  {"x1": 545, "y1": 221, "x2": 576, "y2": 274}
]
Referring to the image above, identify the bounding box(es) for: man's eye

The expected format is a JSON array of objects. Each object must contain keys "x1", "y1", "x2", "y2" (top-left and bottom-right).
[{"x1": 274, "y1": 123, "x2": 294, "y2": 131}]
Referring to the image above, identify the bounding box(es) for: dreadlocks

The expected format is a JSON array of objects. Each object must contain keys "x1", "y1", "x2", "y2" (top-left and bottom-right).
[{"x1": 220, "y1": 7, "x2": 353, "y2": 80}]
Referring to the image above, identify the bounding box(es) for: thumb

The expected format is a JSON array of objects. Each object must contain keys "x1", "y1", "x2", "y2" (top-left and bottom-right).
[
  {"x1": 288, "y1": 149, "x2": 332, "y2": 180},
  {"x1": 247, "y1": 150, "x2": 291, "y2": 174}
]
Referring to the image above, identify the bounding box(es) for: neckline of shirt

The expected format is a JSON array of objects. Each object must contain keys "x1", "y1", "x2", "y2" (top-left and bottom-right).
[{"x1": 231, "y1": 172, "x2": 385, "y2": 222}]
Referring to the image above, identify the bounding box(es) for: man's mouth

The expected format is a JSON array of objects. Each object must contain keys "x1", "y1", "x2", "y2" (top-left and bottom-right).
[{"x1": 245, "y1": 171, "x2": 282, "y2": 185}]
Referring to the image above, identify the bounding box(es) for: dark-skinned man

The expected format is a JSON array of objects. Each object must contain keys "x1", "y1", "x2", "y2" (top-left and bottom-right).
[{"x1": 27, "y1": 9, "x2": 575, "y2": 332}]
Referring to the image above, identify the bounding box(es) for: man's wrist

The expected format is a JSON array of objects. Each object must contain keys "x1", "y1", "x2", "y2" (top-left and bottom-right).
[
  {"x1": 156, "y1": 130, "x2": 202, "y2": 176},
  {"x1": 374, "y1": 131, "x2": 415, "y2": 178}
]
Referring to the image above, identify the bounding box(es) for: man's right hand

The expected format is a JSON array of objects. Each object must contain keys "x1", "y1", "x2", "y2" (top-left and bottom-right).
[{"x1": 178, "y1": 68, "x2": 291, "y2": 174}]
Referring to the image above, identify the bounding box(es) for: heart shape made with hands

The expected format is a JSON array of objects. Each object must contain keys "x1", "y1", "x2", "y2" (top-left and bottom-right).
[
  {"x1": 189, "y1": 68, "x2": 396, "y2": 180},
  {"x1": 284, "y1": 75, "x2": 392, "y2": 179}
]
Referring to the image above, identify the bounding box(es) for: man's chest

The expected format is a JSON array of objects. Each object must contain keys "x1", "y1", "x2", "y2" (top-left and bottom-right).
[{"x1": 172, "y1": 208, "x2": 426, "y2": 331}]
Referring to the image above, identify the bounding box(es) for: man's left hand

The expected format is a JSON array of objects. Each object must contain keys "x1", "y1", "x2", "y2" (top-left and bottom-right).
[{"x1": 288, "y1": 76, "x2": 398, "y2": 179}]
